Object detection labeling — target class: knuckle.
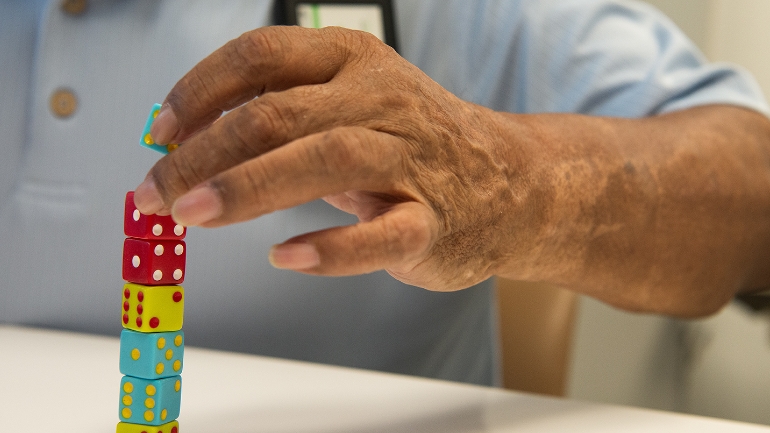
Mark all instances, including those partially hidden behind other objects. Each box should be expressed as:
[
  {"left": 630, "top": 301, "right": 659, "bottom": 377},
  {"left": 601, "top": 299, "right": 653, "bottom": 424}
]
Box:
[
  {"left": 326, "top": 26, "right": 380, "bottom": 52},
  {"left": 235, "top": 28, "right": 289, "bottom": 75},
  {"left": 169, "top": 72, "right": 220, "bottom": 129},
  {"left": 356, "top": 212, "right": 433, "bottom": 273},
  {"left": 318, "top": 27, "right": 355, "bottom": 58},
  {"left": 317, "top": 26, "right": 388, "bottom": 67},
  {"left": 312, "top": 128, "right": 404, "bottom": 184},
  {"left": 389, "top": 211, "right": 433, "bottom": 257},
  {"left": 247, "top": 95, "right": 291, "bottom": 146},
  {"left": 221, "top": 29, "right": 290, "bottom": 98},
  {"left": 355, "top": 29, "right": 382, "bottom": 47},
  {"left": 220, "top": 160, "right": 272, "bottom": 219},
  {"left": 316, "top": 128, "right": 366, "bottom": 174}
]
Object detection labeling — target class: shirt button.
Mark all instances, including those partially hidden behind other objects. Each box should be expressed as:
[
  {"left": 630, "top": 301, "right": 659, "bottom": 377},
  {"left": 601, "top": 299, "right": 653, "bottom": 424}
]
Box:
[
  {"left": 61, "top": 0, "right": 88, "bottom": 16},
  {"left": 50, "top": 88, "right": 78, "bottom": 118}
]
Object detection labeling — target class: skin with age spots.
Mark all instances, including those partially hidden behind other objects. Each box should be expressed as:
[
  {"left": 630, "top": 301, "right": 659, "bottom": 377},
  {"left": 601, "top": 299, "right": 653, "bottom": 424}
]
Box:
[
  {"left": 511, "top": 110, "right": 770, "bottom": 315},
  {"left": 134, "top": 26, "right": 770, "bottom": 317}
]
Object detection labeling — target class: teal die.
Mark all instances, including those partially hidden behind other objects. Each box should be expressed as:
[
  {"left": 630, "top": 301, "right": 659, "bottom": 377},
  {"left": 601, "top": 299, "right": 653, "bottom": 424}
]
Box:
[
  {"left": 120, "top": 329, "right": 184, "bottom": 379},
  {"left": 119, "top": 375, "right": 182, "bottom": 426},
  {"left": 140, "top": 103, "right": 180, "bottom": 154}
]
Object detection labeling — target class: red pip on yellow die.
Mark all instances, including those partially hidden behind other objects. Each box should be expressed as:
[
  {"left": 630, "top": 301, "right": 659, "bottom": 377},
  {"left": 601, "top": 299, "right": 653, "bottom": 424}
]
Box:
[{"left": 122, "top": 283, "right": 184, "bottom": 332}]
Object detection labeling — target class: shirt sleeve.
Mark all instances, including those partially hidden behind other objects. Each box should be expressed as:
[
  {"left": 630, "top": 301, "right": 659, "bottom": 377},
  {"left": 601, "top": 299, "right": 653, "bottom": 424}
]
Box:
[{"left": 516, "top": 0, "right": 770, "bottom": 117}]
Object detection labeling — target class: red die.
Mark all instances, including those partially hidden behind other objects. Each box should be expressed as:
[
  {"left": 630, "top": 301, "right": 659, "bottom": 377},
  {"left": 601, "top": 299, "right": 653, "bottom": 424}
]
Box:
[
  {"left": 122, "top": 238, "right": 186, "bottom": 285},
  {"left": 124, "top": 191, "right": 186, "bottom": 240}
]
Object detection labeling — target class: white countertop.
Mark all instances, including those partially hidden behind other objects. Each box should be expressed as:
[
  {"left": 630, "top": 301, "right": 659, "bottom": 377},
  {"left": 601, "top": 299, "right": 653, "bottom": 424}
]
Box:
[{"left": 1, "top": 325, "right": 768, "bottom": 432}]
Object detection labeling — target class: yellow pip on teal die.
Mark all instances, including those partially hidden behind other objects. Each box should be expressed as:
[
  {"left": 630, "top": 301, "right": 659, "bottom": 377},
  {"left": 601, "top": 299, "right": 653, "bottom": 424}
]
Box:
[
  {"left": 120, "top": 329, "right": 184, "bottom": 379},
  {"left": 122, "top": 283, "right": 184, "bottom": 332},
  {"left": 116, "top": 420, "right": 179, "bottom": 433},
  {"left": 119, "top": 375, "right": 181, "bottom": 426},
  {"left": 140, "top": 103, "right": 180, "bottom": 154}
]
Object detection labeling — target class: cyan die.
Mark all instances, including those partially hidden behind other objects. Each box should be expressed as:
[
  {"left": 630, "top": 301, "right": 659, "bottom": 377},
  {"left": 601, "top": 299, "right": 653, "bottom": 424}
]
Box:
[
  {"left": 119, "top": 375, "right": 182, "bottom": 426},
  {"left": 120, "top": 329, "right": 184, "bottom": 379},
  {"left": 140, "top": 103, "right": 180, "bottom": 154}
]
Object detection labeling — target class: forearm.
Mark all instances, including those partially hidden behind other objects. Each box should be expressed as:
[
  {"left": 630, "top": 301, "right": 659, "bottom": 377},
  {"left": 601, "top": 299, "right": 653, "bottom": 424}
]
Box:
[{"left": 491, "top": 105, "right": 770, "bottom": 316}]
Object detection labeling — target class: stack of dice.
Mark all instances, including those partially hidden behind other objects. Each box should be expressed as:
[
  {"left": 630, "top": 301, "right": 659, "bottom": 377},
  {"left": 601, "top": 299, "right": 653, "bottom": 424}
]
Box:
[{"left": 117, "top": 191, "right": 186, "bottom": 433}]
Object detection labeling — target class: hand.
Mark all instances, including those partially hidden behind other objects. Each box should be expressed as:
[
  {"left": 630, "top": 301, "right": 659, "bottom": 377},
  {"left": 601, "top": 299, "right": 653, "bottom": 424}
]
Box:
[
  {"left": 133, "top": 26, "right": 524, "bottom": 291},
  {"left": 132, "top": 26, "right": 770, "bottom": 315}
]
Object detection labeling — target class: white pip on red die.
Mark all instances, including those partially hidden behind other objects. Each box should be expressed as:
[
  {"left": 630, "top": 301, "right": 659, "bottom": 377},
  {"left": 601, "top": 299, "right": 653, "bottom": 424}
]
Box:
[
  {"left": 125, "top": 191, "right": 186, "bottom": 240},
  {"left": 123, "top": 238, "right": 186, "bottom": 285}
]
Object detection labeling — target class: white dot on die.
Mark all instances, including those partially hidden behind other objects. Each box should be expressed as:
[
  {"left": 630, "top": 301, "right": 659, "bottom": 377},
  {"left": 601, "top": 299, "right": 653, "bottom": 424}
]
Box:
[
  {"left": 132, "top": 256, "right": 140, "bottom": 268},
  {"left": 154, "top": 245, "right": 164, "bottom": 256},
  {"left": 174, "top": 225, "right": 184, "bottom": 236},
  {"left": 132, "top": 209, "right": 140, "bottom": 222},
  {"left": 174, "top": 244, "right": 184, "bottom": 255},
  {"left": 153, "top": 270, "right": 163, "bottom": 281},
  {"left": 173, "top": 269, "right": 183, "bottom": 280},
  {"left": 152, "top": 224, "right": 163, "bottom": 236}
]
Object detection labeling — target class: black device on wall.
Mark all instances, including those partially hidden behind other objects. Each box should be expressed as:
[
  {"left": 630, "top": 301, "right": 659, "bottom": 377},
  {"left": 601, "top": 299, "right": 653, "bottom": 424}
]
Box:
[{"left": 274, "top": 0, "right": 398, "bottom": 52}]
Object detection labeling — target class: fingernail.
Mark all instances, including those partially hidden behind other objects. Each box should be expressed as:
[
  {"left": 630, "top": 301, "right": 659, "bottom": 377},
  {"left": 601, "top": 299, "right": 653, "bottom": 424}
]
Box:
[
  {"left": 269, "top": 243, "right": 320, "bottom": 270},
  {"left": 150, "top": 103, "right": 180, "bottom": 144},
  {"left": 171, "top": 186, "right": 223, "bottom": 226},
  {"left": 134, "top": 178, "right": 164, "bottom": 215}
]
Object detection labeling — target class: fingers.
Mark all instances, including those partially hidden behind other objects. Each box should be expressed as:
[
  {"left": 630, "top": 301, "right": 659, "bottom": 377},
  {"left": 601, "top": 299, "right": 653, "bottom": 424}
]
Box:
[
  {"left": 269, "top": 201, "right": 437, "bottom": 277},
  {"left": 136, "top": 81, "right": 376, "bottom": 215},
  {"left": 151, "top": 26, "right": 370, "bottom": 144},
  {"left": 170, "top": 127, "right": 408, "bottom": 227}
]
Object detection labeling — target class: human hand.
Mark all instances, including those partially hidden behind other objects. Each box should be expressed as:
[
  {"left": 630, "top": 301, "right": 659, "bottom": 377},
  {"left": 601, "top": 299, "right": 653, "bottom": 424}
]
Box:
[{"left": 133, "top": 26, "right": 529, "bottom": 291}]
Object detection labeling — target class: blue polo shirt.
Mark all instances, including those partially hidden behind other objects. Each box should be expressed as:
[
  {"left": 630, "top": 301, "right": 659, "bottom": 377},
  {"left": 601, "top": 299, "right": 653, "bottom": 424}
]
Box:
[{"left": 0, "top": 0, "right": 767, "bottom": 386}]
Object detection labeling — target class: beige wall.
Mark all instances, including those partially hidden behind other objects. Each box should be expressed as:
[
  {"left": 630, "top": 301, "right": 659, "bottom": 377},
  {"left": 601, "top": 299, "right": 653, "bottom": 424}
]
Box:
[
  {"left": 643, "top": 0, "right": 709, "bottom": 49},
  {"left": 644, "top": 0, "right": 770, "bottom": 99},
  {"left": 707, "top": 0, "right": 770, "bottom": 99}
]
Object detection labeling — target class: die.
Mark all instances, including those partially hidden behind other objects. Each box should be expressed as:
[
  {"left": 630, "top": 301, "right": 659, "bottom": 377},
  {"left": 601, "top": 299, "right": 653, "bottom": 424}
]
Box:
[
  {"left": 123, "top": 238, "right": 185, "bottom": 285},
  {"left": 120, "top": 329, "right": 184, "bottom": 379},
  {"left": 139, "top": 103, "right": 180, "bottom": 155},
  {"left": 116, "top": 420, "right": 179, "bottom": 433},
  {"left": 122, "top": 283, "right": 184, "bottom": 332},
  {"left": 119, "top": 375, "right": 181, "bottom": 426},
  {"left": 125, "top": 191, "right": 186, "bottom": 240}
]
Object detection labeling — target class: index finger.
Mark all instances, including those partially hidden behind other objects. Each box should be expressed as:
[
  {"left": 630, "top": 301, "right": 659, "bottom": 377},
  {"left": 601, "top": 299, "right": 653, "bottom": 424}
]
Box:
[{"left": 151, "top": 26, "right": 362, "bottom": 144}]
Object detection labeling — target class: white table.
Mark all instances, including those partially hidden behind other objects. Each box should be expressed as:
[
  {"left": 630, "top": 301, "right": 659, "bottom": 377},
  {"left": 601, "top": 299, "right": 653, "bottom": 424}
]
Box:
[{"left": 1, "top": 325, "right": 768, "bottom": 432}]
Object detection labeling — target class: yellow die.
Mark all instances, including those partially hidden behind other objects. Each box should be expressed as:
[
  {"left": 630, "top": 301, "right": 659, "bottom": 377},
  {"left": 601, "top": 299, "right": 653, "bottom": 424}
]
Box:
[
  {"left": 116, "top": 420, "right": 179, "bottom": 433},
  {"left": 122, "top": 283, "right": 184, "bottom": 332}
]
